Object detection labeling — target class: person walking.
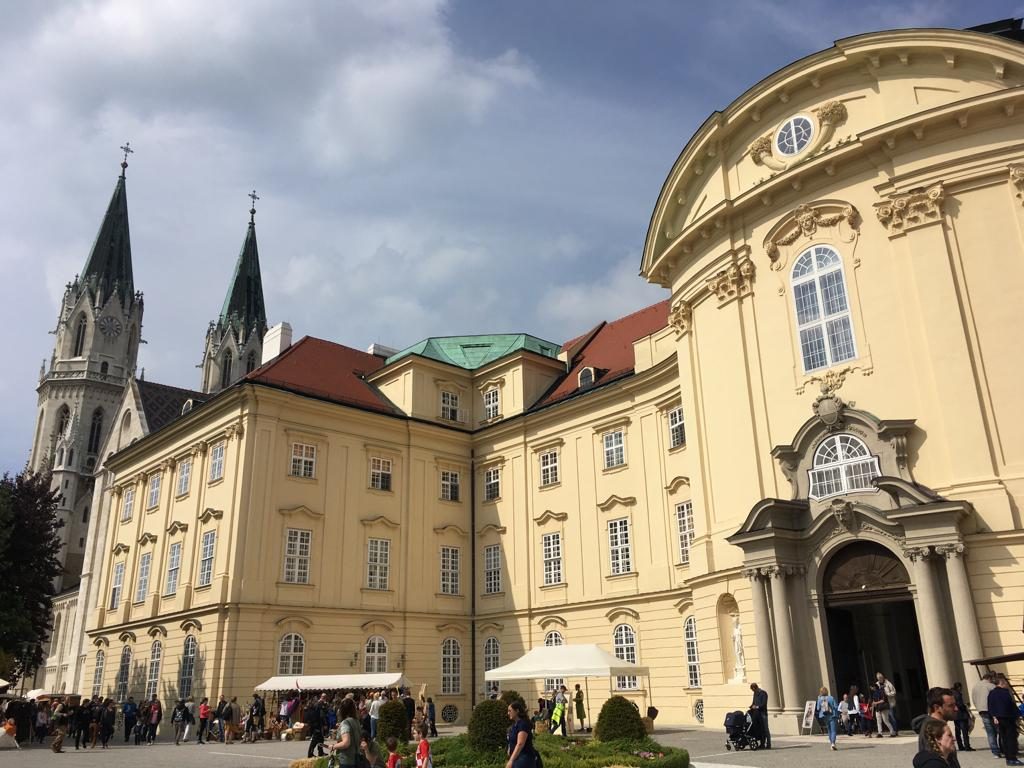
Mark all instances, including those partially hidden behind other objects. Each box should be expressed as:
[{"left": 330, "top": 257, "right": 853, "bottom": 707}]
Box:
[
  {"left": 369, "top": 692, "right": 383, "bottom": 740},
  {"left": 914, "top": 718, "right": 958, "bottom": 768},
  {"left": 197, "top": 697, "right": 210, "bottom": 744},
  {"left": 574, "top": 684, "right": 586, "bottom": 733},
  {"left": 750, "top": 682, "right": 771, "bottom": 749},
  {"left": 838, "top": 693, "right": 852, "bottom": 736},
  {"left": 427, "top": 697, "right": 438, "bottom": 738},
  {"left": 848, "top": 686, "right": 863, "bottom": 734},
  {"left": 73, "top": 700, "right": 92, "bottom": 749},
  {"left": 214, "top": 695, "right": 228, "bottom": 743},
  {"left": 50, "top": 698, "right": 67, "bottom": 753},
  {"left": 330, "top": 698, "right": 362, "bottom": 768},
  {"left": 871, "top": 682, "right": 895, "bottom": 737},
  {"left": 989, "top": 674, "right": 1022, "bottom": 766},
  {"left": 122, "top": 696, "right": 138, "bottom": 743},
  {"left": 172, "top": 700, "right": 188, "bottom": 745},
  {"left": 225, "top": 696, "right": 241, "bottom": 744},
  {"left": 306, "top": 692, "right": 328, "bottom": 759},
  {"left": 183, "top": 696, "right": 196, "bottom": 742},
  {"left": 816, "top": 686, "right": 839, "bottom": 751},
  {"left": 917, "top": 687, "right": 961, "bottom": 768},
  {"left": 951, "top": 683, "right": 973, "bottom": 752},
  {"left": 876, "top": 672, "right": 899, "bottom": 735},
  {"left": 552, "top": 686, "right": 568, "bottom": 737},
  {"left": 147, "top": 695, "right": 162, "bottom": 744},
  {"left": 506, "top": 699, "right": 537, "bottom": 768},
  {"left": 100, "top": 701, "right": 116, "bottom": 748},
  {"left": 972, "top": 672, "right": 1000, "bottom": 757}
]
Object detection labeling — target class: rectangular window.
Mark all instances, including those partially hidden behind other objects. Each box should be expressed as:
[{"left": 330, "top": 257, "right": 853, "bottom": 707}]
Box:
[
  {"left": 109, "top": 562, "right": 125, "bottom": 609},
  {"left": 483, "top": 544, "right": 501, "bottom": 594},
  {"left": 369, "top": 456, "right": 392, "bottom": 491},
  {"left": 542, "top": 532, "right": 563, "bottom": 585},
  {"left": 484, "top": 467, "right": 500, "bottom": 501},
  {"left": 146, "top": 474, "right": 161, "bottom": 509},
  {"left": 283, "top": 528, "right": 312, "bottom": 584},
  {"left": 121, "top": 488, "right": 135, "bottom": 522},
  {"left": 165, "top": 542, "right": 182, "bottom": 595},
  {"left": 608, "top": 518, "right": 632, "bottom": 575},
  {"left": 209, "top": 442, "right": 225, "bottom": 482},
  {"left": 367, "top": 538, "right": 390, "bottom": 590},
  {"left": 668, "top": 407, "right": 686, "bottom": 449},
  {"left": 676, "top": 501, "right": 695, "bottom": 566},
  {"left": 440, "top": 546, "right": 460, "bottom": 595},
  {"left": 603, "top": 430, "right": 625, "bottom": 469},
  {"left": 134, "top": 552, "right": 152, "bottom": 603},
  {"left": 539, "top": 450, "right": 559, "bottom": 486},
  {"left": 440, "top": 390, "right": 461, "bottom": 422},
  {"left": 197, "top": 531, "right": 216, "bottom": 587},
  {"left": 289, "top": 442, "right": 316, "bottom": 478},
  {"left": 483, "top": 388, "right": 499, "bottom": 420},
  {"left": 176, "top": 458, "right": 192, "bottom": 496},
  {"left": 440, "top": 470, "right": 460, "bottom": 502}
]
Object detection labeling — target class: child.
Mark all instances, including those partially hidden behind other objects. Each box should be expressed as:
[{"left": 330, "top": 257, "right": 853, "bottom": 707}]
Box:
[
  {"left": 386, "top": 736, "right": 402, "bottom": 768},
  {"left": 415, "top": 724, "right": 432, "bottom": 768}
]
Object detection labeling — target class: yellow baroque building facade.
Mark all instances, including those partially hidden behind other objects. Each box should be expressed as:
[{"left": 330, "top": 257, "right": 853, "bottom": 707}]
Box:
[{"left": 81, "top": 24, "right": 1024, "bottom": 732}]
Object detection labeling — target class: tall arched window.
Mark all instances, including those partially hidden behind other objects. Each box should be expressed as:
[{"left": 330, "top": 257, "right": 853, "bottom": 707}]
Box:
[
  {"left": 278, "top": 633, "right": 305, "bottom": 675},
  {"left": 92, "top": 649, "right": 106, "bottom": 699},
  {"left": 441, "top": 638, "right": 461, "bottom": 695},
  {"left": 612, "top": 624, "right": 638, "bottom": 690},
  {"left": 116, "top": 646, "right": 132, "bottom": 701},
  {"left": 88, "top": 408, "right": 104, "bottom": 454},
  {"left": 179, "top": 636, "right": 197, "bottom": 698},
  {"left": 57, "top": 406, "right": 71, "bottom": 438},
  {"left": 246, "top": 351, "right": 257, "bottom": 374},
  {"left": 484, "top": 637, "right": 500, "bottom": 695},
  {"left": 146, "top": 640, "right": 162, "bottom": 699},
  {"left": 220, "top": 352, "right": 233, "bottom": 389},
  {"left": 544, "top": 631, "right": 564, "bottom": 691},
  {"left": 118, "top": 411, "right": 132, "bottom": 450},
  {"left": 791, "top": 245, "right": 856, "bottom": 372},
  {"left": 50, "top": 613, "right": 62, "bottom": 654},
  {"left": 809, "top": 434, "right": 880, "bottom": 500},
  {"left": 364, "top": 636, "right": 388, "bottom": 673},
  {"left": 73, "top": 316, "right": 88, "bottom": 357},
  {"left": 684, "top": 617, "right": 701, "bottom": 688}
]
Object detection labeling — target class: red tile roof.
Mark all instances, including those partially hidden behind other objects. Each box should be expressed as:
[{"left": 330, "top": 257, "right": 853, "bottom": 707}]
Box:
[
  {"left": 534, "top": 299, "right": 670, "bottom": 409},
  {"left": 245, "top": 336, "right": 397, "bottom": 414}
]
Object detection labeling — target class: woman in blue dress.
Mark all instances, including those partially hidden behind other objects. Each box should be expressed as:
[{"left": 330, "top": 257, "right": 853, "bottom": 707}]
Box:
[{"left": 506, "top": 700, "right": 536, "bottom": 768}]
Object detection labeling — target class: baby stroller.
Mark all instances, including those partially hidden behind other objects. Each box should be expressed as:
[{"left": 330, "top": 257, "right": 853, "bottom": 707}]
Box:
[{"left": 724, "top": 709, "right": 761, "bottom": 751}]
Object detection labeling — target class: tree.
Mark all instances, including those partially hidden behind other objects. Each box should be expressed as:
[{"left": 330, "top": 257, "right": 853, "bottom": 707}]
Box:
[{"left": 0, "top": 470, "right": 64, "bottom": 683}]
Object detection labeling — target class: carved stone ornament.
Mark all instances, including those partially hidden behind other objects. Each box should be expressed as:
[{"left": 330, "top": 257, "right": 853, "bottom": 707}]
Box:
[
  {"left": 812, "top": 390, "right": 846, "bottom": 430},
  {"left": 749, "top": 100, "right": 848, "bottom": 170},
  {"left": 1010, "top": 164, "right": 1024, "bottom": 206},
  {"left": 668, "top": 299, "right": 693, "bottom": 336},
  {"left": 706, "top": 257, "right": 755, "bottom": 303},
  {"left": 875, "top": 183, "right": 946, "bottom": 235},
  {"left": 935, "top": 542, "right": 965, "bottom": 559},
  {"left": 747, "top": 135, "right": 773, "bottom": 164},
  {"left": 813, "top": 100, "right": 848, "bottom": 125},
  {"left": 830, "top": 498, "right": 855, "bottom": 531},
  {"left": 902, "top": 545, "right": 931, "bottom": 562},
  {"left": 766, "top": 203, "right": 859, "bottom": 270}
]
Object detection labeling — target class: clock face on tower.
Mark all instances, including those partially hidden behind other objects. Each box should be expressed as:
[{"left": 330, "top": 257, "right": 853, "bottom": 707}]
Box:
[{"left": 98, "top": 316, "right": 123, "bottom": 338}]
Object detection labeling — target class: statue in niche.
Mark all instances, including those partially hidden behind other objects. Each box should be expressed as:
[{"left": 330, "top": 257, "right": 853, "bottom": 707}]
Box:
[{"left": 731, "top": 614, "right": 746, "bottom": 683}]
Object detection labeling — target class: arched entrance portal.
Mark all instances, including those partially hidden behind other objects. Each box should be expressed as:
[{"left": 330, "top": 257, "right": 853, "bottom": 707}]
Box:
[{"left": 823, "top": 541, "right": 927, "bottom": 722}]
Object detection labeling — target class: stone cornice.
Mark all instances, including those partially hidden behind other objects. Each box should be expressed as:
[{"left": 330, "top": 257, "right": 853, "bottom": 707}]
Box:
[{"left": 875, "top": 183, "right": 946, "bottom": 235}]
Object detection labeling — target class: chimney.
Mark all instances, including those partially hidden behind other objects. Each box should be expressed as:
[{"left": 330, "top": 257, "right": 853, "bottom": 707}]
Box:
[
  {"left": 262, "top": 322, "right": 293, "bottom": 364},
  {"left": 367, "top": 343, "right": 399, "bottom": 359}
]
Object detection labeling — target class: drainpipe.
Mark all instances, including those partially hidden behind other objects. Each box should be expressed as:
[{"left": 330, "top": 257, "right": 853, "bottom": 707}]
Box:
[{"left": 470, "top": 452, "right": 477, "bottom": 710}]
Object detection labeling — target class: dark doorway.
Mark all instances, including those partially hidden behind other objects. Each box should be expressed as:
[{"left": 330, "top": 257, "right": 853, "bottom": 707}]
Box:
[{"left": 823, "top": 541, "right": 928, "bottom": 726}]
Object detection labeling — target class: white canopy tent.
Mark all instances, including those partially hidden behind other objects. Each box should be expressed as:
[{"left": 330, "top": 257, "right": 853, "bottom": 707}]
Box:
[{"left": 254, "top": 672, "right": 412, "bottom": 692}]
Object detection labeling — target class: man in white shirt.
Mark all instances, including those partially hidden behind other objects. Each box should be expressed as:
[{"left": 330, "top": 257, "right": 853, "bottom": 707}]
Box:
[
  {"left": 971, "top": 672, "right": 999, "bottom": 757},
  {"left": 876, "top": 672, "right": 899, "bottom": 736},
  {"left": 368, "top": 692, "right": 384, "bottom": 740}
]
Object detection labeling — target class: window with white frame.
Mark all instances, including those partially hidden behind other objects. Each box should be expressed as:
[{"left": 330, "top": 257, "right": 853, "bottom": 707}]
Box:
[
  {"left": 278, "top": 633, "right": 305, "bottom": 675},
  {"left": 613, "top": 624, "right": 639, "bottom": 689},
  {"left": 121, "top": 487, "right": 135, "bottom": 522},
  {"left": 684, "top": 617, "right": 701, "bottom": 688},
  {"left": 608, "top": 518, "right": 632, "bottom": 575},
  {"left": 165, "top": 541, "right": 182, "bottom": 595},
  {"left": 775, "top": 114, "right": 814, "bottom": 156},
  {"left": 92, "top": 649, "right": 105, "bottom": 699},
  {"left": 209, "top": 442, "right": 225, "bottom": 482},
  {"left": 146, "top": 474, "right": 161, "bottom": 509},
  {"left": 578, "top": 367, "right": 594, "bottom": 388},
  {"left": 440, "top": 391, "right": 460, "bottom": 421},
  {"left": 603, "top": 430, "right": 625, "bottom": 469},
  {"left": 539, "top": 450, "right": 559, "bottom": 486},
  {"left": 109, "top": 561, "right": 125, "bottom": 609},
  {"left": 283, "top": 528, "right": 312, "bottom": 584},
  {"left": 544, "top": 631, "right": 565, "bottom": 691},
  {"left": 134, "top": 552, "right": 152, "bottom": 603},
  {"left": 441, "top": 637, "right": 461, "bottom": 694},
  {"left": 676, "top": 501, "right": 695, "bottom": 566},
  {"left": 115, "top": 647, "right": 131, "bottom": 701},
  {"left": 440, "top": 470, "right": 460, "bottom": 502},
  {"left": 179, "top": 635, "right": 197, "bottom": 698},
  {"left": 542, "top": 532, "right": 563, "bottom": 585},
  {"left": 483, "top": 544, "right": 501, "bottom": 594},
  {"left": 809, "top": 434, "right": 880, "bottom": 499},
  {"left": 197, "top": 530, "right": 216, "bottom": 587},
  {"left": 369, "top": 456, "right": 392, "bottom": 491},
  {"left": 367, "top": 538, "right": 390, "bottom": 590},
  {"left": 440, "top": 546, "right": 460, "bottom": 595},
  {"left": 364, "top": 635, "right": 388, "bottom": 673},
  {"left": 668, "top": 407, "right": 686, "bottom": 449},
  {"left": 146, "top": 640, "right": 162, "bottom": 699},
  {"left": 484, "top": 467, "right": 500, "bottom": 501},
  {"left": 791, "top": 245, "right": 857, "bottom": 372},
  {"left": 290, "top": 443, "right": 316, "bottom": 478},
  {"left": 484, "top": 636, "right": 500, "bottom": 695},
  {"left": 176, "top": 458, "right": 192, "bottom": 496},
  {"left": 483, "top": 388, "right": 500, "bottom": 421}
]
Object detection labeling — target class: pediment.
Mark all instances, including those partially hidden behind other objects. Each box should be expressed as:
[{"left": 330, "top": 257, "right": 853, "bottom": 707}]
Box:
[
  {"left": 138, "top": 532, "right": 158, "bottom": 546},
  {"left": 361, "top": 619, "right": 396, "bottom": 634},
  {"left": 361, "top": 515, "right": 400, "bottom": 529},
  {"left": 180, "top": 619, "right": 203, "bottom": 633},
  {"left": 112, "top": 542, "right": 130, "bottom": 556},
  {"left": 674, "top": 591, "right": 695, "bottom": 614},
  {"left": 118, "top": 631, "right": 137, "bottom": 643},
  {"left": 597, "top": 494, "right": 636, "bottom": 512},
  {"left": 605, "top": 606, "right": 640, "bottom": 623},
  {"left": 537, "top": 615, "right": 567, "bottom": 630},
  {"left": 478, "top": 622, "right": 504, "bottom": 634},
  {"left": 93, "top": 636, "right": 110, "bottom": 647},
  {"left": 147, "top": 625, "right": 168, "bottom": 638},
  {"left": 665, "top": 476, "right": 690, "bottom": 493},
  {"left": 476, "top": 524, "right": 507, "bottom": 536},
  {"left": 436, "top": 622, "right": 467, "bottom": 635},
  {"left": 433, "top": 524, "right": 469, "bottom": 537},
  {"left": 167, "top": 521, "right": 189, "bottom": 535},
  {"left": 275, "top": 615, "right": 313, "bottom": 629},
  {"left": 533, "top": 510, "right": 568, "bottom": 525},
  {"left": 279, "top": 505, "right": 323, "bottom": 520},
  {"left": 198, "top": 507, "right": 223, "bottom": 524}
]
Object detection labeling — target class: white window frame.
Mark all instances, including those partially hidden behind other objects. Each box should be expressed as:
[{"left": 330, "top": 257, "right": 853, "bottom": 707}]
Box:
[
  {"left": 146, "top": 474, "right": 161, "bottom": 509},
  {"left": 369, "top": 456, "right": 392, "bottom": 492},
  {"left": 775, "top": 114, "right": 814, "bottom": 156},
  {"left": 115, "top": 647, "right": 131, "bottom": 701},
  {"left": 608, "top": 517, "right": 632, "bottom": 575},
  {"left": 791, "top": 244, "right": 858, "bottom": 373},
  {"left": 483, "top": 388, "right": 500, "bottom": 421},
  {"left": 289, "top": 442, "right": 317, "bottom": 479},
  {"left": 165, "top": 541, "right": 182, "bottom": 595},
  {"left": 134, "top": 552, "right": 152, "bottom": 603},
  {"left": 179, "top": 635, "right": 197, "bottom": 698},
  {"left": 366, "top": 538, "right": 390, "bottom": 591},
  {"left": 544, "top": 631, "right": 565, "bottom": 691},
  {"left": 209, "top": 442, "right": 225, "bottom": 482},
  {"left": 92, "top": 649, "right": 105, "bottom": 700},
  {"left": 684, "top": 617, "right": 701, "bottom": 688},
  {"left": 283, "top": 528, "right": 312, "bottom": 584},
  {"left": 109, "top": 561, "right": 125, "bottom": 609},
  {"left": 364, "top": 635, "right": 388, "bottom": 673},
  {"left": 440, "top": 390, "right": 460, "bottom": 422},
  {"left": 539, "top": 450, "right": 559, "bottom": 486},
  {"left": 808, "top": 433, "right": 881, "bottom": 500},
  {"left": 542, "top": 532, "right": 563, "bottom": 586},
  {"left": 484, "top": 636, "right": 500, "bottom": 695},
  {"left": 613, "top": 624, "right": 639, "bottom": 690},
  {"left": 483, "top": 544, "right": 501, "bottom": 595},
  {"left": 440, "top": 546, "right": 460, "bottom": 595},
  {"left": 603, "top": 430, "right": 626, "bottom": 469},
  {"left": 197, "top": 530, "right": 216, "bottom": 587},
  {"left": 278, "top": 633, "right": 305, "bottom": 675},
  {"left": 440, "top": 469, "right": 460, "bottom": 502},
  {"left": 668, "top": 407, "right": 686, "bottom": 449},
  {"left": 145, "top": 640, "right": 162, "bottom": 699},
  {"left": 121, "top": 487, "right": 135, "bottom": 522},
  {"left": 676, "top": 501, "right": 695, "bottom": 566},
  {"left": 441, "top": 637, "right": 461, "bottom": 694},
  {"left": 484, "top": 467, "right": 500, "bottom": 501},
  {"left": 176, "top": 458, "right": 192, "bottom": 496}
]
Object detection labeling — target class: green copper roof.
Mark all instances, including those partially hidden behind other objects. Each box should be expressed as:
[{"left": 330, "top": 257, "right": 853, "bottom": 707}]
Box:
[
  {"left": 386, "top": 334, "right": 561, "bottom": 370},
  {"left": 219, "top": 218, "right": 267, "bottom": 340},
  {"left": 81, "top": 172, "right": 134, "bottom": 307}
]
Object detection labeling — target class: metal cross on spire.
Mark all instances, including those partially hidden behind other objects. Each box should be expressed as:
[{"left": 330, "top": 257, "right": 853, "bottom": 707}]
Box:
[
  {"left": 119, "top": 142, "right": 133, "bottom": 177},
  {"left": 248, "top": 189, "right": 259, "bottom": 223}
]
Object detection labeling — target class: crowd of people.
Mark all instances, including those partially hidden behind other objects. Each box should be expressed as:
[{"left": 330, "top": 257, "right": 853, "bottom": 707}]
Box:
[{"left": 528, "top": 683, "right": 588, "bottom": 736}]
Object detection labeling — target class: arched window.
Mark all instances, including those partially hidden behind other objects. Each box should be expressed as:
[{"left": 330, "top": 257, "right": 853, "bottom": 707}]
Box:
[
  {"left": 116, "top": 646, "right": 132, "bottom": 701},
  {"left": 364, "top": 635, "right": 388, "bottom": 673},
  {"left": 684, "top": 617, "right": 701, "bottom": 688},
  {"left": 809, "top": 434, "right": 880, "bottom": 500},
  {"left": 92, "top": 649, "right": 106, "bottom": 699},
  {"left": 146, "top": 640, "right": 162, "bottom": 699},
  {"left": 246, "top": 351, "right": 257, "bottom": 374},
  {"left": 119, "top": 411, "right": 132, "bottom": 450},
  {"left": 88, "top": 408, "right": 104, "bottom": 454},
  {"left": 483, "top": 637, "right": 500, "bottom": 695},
  {"left": 612, "top": 624, "right": 638, "bottom": 690},
  {"left": 791, "top": 245, "right": 856, "bottom": 373},
  {"left": 50, "top": 613, "right": 62, "bottom": 654},
  {"left": 73, "top": 316, "right": 88, "bottom": 357},
  {"left": 441, "top": 637, "right": 461, "bottom": 695},
  {"left": 220, "top": 352, "right": 233, "bottom": 389},
  {"left": 57, "top": 406, "right": 71, "bottom": 438},
  {"left": 543, "top": 631, "right": 564, "bottom": 691},
  {"left": 278, "top": 633, "right": 305, "bottom": 675},
  {"left": 100, "top": 361, "right": 109, "bottom": 375},
  {"left": 179, "top": 636, "right": 197, "bottom": 698}
]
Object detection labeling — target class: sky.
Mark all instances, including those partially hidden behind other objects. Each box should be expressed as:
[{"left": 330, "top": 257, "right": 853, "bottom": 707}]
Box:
[{"left": 1, "top": 0, "right": 1021, "bottom": 473}]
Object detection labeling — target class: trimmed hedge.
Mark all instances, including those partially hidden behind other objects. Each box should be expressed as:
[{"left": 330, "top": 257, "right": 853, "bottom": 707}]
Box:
[
  {"left": 499, "top": 689, "right": 526, "bottom": 712},
  {"left": 377, "top": 699, "right": 409, "bottom": 744},
  {"left": 468, "top": 699, "right": 508, "bottom": 752},
  {"left": 594, "top": 695, "right": 646, "bottom": 742},
  {"left": 426, "top": 732, "right": 689, "bottom": 768}
]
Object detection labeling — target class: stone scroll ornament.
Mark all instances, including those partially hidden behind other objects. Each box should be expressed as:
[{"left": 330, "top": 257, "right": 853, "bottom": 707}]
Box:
[{"left": 748, "top": 100, "right": 849, "bottom": 171}]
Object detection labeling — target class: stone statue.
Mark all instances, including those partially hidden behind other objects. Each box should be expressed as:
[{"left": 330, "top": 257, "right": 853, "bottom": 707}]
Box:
[{"left": 731, "top": 614, "right": 746, "bottom": 682}]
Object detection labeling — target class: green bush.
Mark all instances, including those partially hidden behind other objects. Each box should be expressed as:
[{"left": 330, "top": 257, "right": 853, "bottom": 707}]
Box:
[
  {"left": 377, "top": 699, "right": 409, "bottom": 744},
  {"left": 594, "top": 695, "right": 646, "bottom": 742},
  {"left": 468, "top": 699, "right": 508, "bottom": 752},
  {"left": 428, "top": 732, "right": 688, "bottom": 768},
  {"left": 498, "top": 689, "right": 526, "bottom": 712}
]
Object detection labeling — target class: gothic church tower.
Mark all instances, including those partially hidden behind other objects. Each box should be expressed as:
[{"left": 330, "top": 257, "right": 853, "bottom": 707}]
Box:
[
  {"left": 29, "top": 150, "right": 143, "bottom": 589},
  {"left": 201, "top": 194, "right": 268, "bottom": 393}
]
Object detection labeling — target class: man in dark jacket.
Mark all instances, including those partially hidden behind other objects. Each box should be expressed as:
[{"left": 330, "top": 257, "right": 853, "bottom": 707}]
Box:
[
  {"left": 989, "top": 675, "right": 1022, "bottom": 766},
  {"left": 306, "top": 693, "right": 328, "bottom": 759},
  {"left": 750, "top": 682, "right": 770, "bottom": 749},
  {"left": 122, "top": 697, "right": 138, "bottom": 743},
  {"left": 917, "top": 688, "right": 961, "bottom": 768}
]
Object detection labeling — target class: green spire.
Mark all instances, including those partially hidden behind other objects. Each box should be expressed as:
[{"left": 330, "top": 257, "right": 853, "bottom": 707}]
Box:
[
  {"left": 81, "top": 154, "right": 134, "bottom": 308},
  {"left": 219, "top": 196, "right": 267, "bottom": 342}
]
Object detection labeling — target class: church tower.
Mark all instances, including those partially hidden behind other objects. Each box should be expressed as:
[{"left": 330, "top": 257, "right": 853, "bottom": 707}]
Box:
[
  {"left": 29, "top": 146, "right": 143, "bottom": 589},
  {"left": 201, "top": 191, "right": 268, "bottom": 393}
]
